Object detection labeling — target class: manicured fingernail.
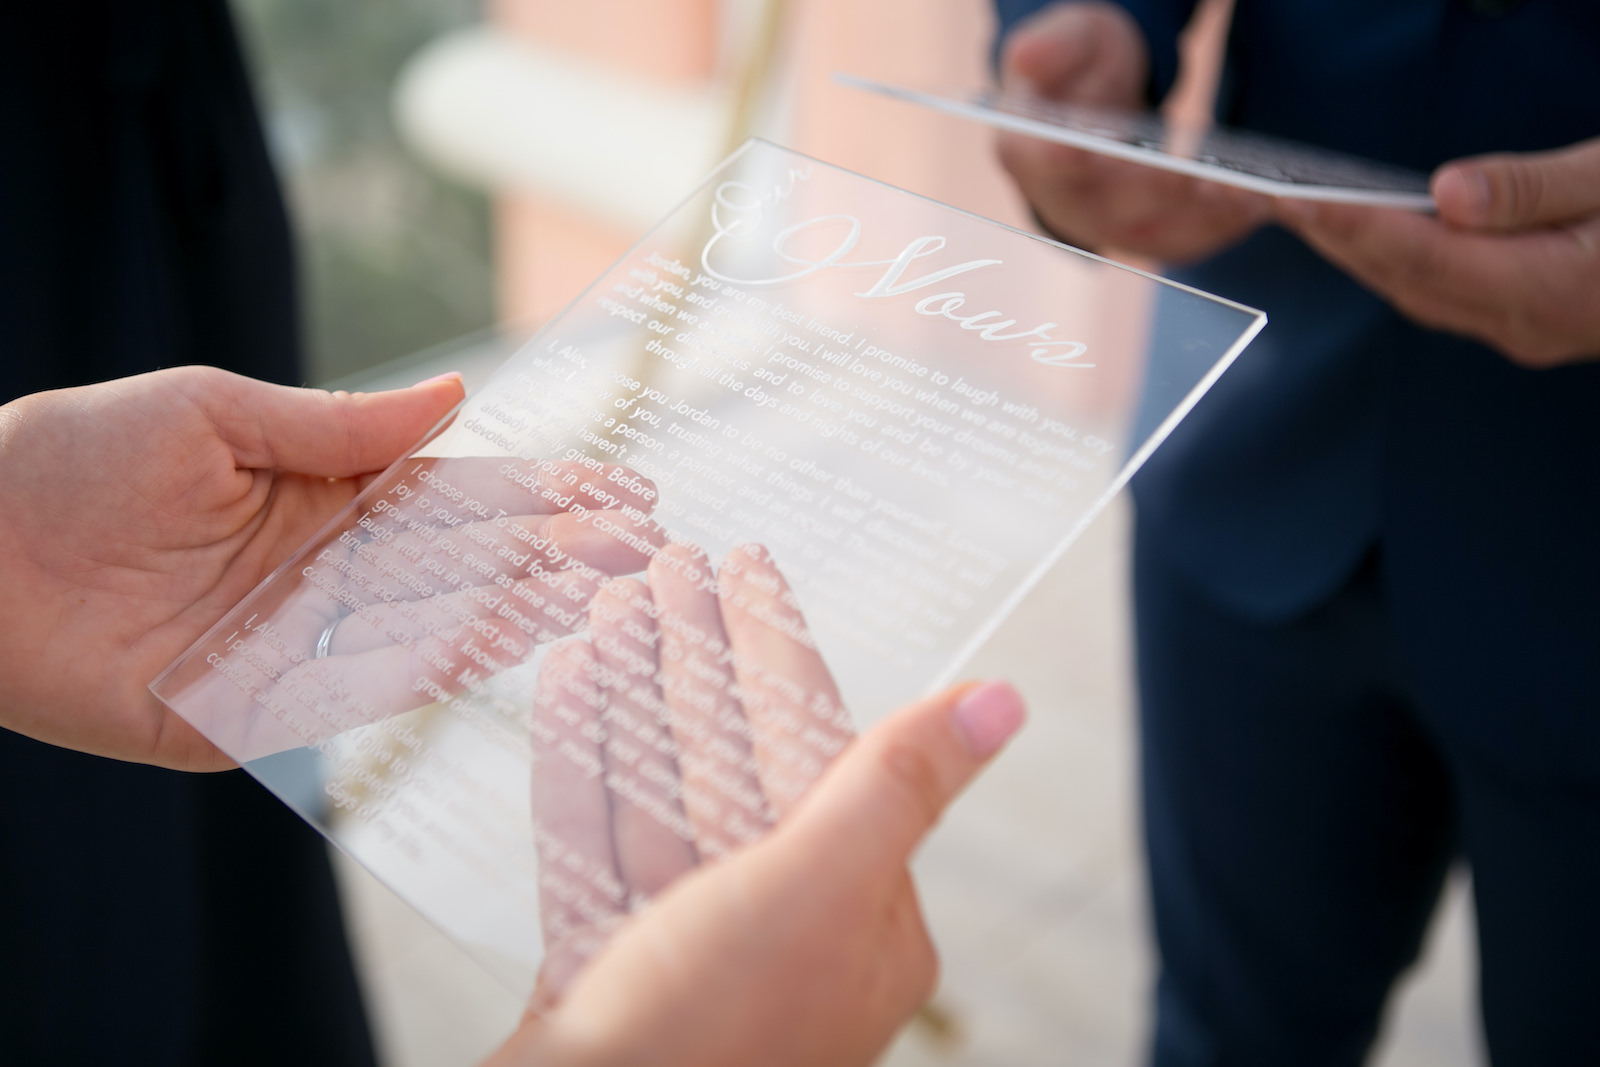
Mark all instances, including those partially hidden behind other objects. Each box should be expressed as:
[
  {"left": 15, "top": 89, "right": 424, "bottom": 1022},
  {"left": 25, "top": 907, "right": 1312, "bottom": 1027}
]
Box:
[
  {"left": 1434, "top": 167, "right": 1489, "bottom": 221},
  {"left": 952, "top": 681, "right": 1026, "bottom": 758},
  {"left": 414, "top": 371, "right": 463, "bottom": 388}
]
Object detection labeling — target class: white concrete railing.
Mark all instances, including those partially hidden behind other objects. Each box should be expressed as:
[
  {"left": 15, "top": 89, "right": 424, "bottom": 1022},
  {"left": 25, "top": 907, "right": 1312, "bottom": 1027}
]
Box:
[{"left": 393, "top": 26, "right": 731, "bottom": 233}]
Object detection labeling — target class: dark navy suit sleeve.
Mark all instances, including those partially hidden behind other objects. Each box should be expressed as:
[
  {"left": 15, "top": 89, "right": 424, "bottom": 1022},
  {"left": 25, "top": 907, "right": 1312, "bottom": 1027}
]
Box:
[{"left": 993, "top": 0, "right": 1199, "bottom": 101}]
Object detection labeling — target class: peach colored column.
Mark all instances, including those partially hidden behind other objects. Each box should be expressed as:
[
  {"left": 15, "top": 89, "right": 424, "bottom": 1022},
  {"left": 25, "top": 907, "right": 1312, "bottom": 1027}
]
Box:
[
  {"left": 489, "top": 0, "right": 720, "bottom": 325},
  {"left": 783, "top": 0, "right": 1031, "bottom": 229},
  {"left": 784, "top": 0, "right": 1232, "bottom": 418}
]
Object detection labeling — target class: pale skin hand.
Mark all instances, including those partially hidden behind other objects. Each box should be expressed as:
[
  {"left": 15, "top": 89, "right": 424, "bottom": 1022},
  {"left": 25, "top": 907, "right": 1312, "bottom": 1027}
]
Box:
[
  {"left": 487, "top": 679, "right": 1027, "bottom": 1067},
  {"left": 995, "top": 0, "right": 1271, "bottom": 263},
  {"left": 0, "top": 371, "right": 1027, "bottom": 1063},
  {"left": 1274, "top": 136, "right": 1600, "bottom": 368},
  {"left": 0, "top": 366, "right": 466, "bottom": 770},
  {"left": 0, "top": 366, "right": 1026, "bottom": 1065},
  {"left": 527, "top": 542, "right": 853, "bottom": 1000},
  {"left": 156, "top": 444, "right": 661, "bottom": 764}
]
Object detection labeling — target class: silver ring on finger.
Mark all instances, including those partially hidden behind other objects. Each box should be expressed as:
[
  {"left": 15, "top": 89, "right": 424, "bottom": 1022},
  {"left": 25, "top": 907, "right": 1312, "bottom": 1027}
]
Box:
[{"left": 314, "top": 615, "right": 346, "bottom": 660}]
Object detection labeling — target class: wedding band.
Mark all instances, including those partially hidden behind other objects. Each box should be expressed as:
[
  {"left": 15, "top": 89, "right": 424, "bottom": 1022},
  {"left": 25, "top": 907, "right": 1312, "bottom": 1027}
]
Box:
[{"left": 314, "top": 616, "right": 344, "bottom": 660}]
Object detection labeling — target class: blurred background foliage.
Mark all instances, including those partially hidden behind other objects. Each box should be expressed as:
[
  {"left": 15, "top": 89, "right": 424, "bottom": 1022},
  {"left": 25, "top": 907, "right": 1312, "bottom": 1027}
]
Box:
[{"left": 234, "top": 0, "right": 496, "bottom": 385}]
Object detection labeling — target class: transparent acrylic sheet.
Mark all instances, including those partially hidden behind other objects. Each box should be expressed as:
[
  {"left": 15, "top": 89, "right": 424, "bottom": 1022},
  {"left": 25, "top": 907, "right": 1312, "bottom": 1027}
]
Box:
[
  {"left": 153, "top": 139, "right": 1264, "bottom": 997},
  {"left": 836, "top": 74, "right": 1436, "bottom": 211}
]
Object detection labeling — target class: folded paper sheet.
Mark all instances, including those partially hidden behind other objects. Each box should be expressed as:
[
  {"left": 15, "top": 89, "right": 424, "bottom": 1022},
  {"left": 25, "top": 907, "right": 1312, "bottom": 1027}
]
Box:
[{"left": 153, "top": 139, "right": 1264, "bottom": 994}]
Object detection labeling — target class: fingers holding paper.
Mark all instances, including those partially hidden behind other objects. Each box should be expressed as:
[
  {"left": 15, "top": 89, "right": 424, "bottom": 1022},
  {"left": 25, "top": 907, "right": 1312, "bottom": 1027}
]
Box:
[
  {"left": 1274, "top": 136, "right": 1600, "bottom": 368},
  {"left": 994, "top": 0, "right": 1271, "bottom": 263}
]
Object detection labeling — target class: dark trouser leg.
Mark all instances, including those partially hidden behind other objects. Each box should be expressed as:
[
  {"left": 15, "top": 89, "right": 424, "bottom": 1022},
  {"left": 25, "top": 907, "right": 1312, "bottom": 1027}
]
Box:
[
  {"left": 1135, "top": 538, "right": 1454, "bottom": 1067},
  {"left": 1454, "top": 756, "right": 1600, "bottom": 1067}
]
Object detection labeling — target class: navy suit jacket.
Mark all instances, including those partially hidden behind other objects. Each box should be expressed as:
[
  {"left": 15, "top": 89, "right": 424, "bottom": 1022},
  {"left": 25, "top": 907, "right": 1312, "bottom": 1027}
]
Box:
[{"left": 995, "top": 0, "right": 1600, "bottom": 777}]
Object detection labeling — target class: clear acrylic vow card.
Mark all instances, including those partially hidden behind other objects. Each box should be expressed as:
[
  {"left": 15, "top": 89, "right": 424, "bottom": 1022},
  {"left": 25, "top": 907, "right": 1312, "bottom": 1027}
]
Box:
[
  {"left": 837, "top": 75, "right": 1436, "bottom": 211},
  {"left": 153, "top": 139, "right": 1264, "bottom": 995}
]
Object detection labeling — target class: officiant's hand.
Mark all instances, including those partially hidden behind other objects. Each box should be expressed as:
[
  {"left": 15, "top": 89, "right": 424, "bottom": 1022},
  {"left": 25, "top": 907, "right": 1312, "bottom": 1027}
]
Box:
[
  {"left": 1274, "top": 136, "right": 1600, "bottom": 368},
  {"left": 489, "top": 676, "right": 1026, "bottom": 1067},
  {"left": 0, "top": 367, "right": 657, "bottom": 771},
  {"left": 996, "top": 1, "right": 1271, "bottom": 263}
]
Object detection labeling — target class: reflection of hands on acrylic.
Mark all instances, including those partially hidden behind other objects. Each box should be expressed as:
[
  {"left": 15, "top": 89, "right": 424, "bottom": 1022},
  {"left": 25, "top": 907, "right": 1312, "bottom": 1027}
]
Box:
[
  {"left": 492, "top": 677, "right": 1026, "bottom": 1067},
  {"left": 996, "top": 0, "right": 1271, "bottom": 263},
  {"left": 0, "top": 367, "right": 464, "bottom": 770},
  {"left": 1275, "top": 136, "right": 1600, "bottom": 368},
  {"left": 527, "top": 542, "right": 852, "bottom": 1004}
]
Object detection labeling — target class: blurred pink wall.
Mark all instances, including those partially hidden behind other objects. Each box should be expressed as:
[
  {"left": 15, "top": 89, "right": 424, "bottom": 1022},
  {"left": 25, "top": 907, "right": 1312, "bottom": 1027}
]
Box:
[
  {"left": 786, "top": 0, "right": 1030, "bottom": 228},
  {"left": 490, "top": 0, "right": 1230, "bottom": 325},
  {"left": 489, "top": 0, "right": 719, "bottom": 81}
]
